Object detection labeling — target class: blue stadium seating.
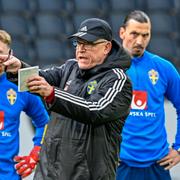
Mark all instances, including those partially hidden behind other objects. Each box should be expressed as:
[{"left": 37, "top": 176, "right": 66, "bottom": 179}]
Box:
[
  {"left": 36, "top": 0, "right": 68, "bottom": 15},
  {"left": 0, "top": 0, "right": 29, "bottom": 14},
  {"left": 74, "top": 0, "right": 109, "bottom": 17},
  {"left": 11, "top": 39, "right": 30, "bottom": 60},
  {"left": 35, "top": 14, "right": 74, "bottom": 39},
  {"left": 149, "top": 12, "right": 178, "bottom": 39},
  {"left": 174, "top": 0, "right": 180, "bottom": 10},
  {"left": 35, "top": 14, "right": 65, "bottom": 39},
  {"left": 110, "top": 0, "right": 136, "bottom": 12},
  {"left": 146, "top": 0, "right": 174, "bottom": 11},
  {"left": 74, "top": 0, "right": 97, "bottom": 12},
  {"left": 0, "top": 14, "right": 29, "bottom": 40},
  {"left": 72, "top": 13, "right": 96, "bottom": 30},
  {"left": 35, "top": 38, "right": 66, "bottom": 65},
  {"left": 174, "top": 0, "right": 180, "bottom": 37},
  {"left": 0, "top": 0, "right": 179, "bottom": 68},
  {"left": 147, "top": 36, "right": 178, "bottom": 60},
  {"left": 109, "top": 13, "right": 127, "bottom": 41}
]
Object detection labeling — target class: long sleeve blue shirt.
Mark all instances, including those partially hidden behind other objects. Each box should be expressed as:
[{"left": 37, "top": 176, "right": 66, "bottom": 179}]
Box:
[
  {"left": 0, "top": 73, "right": 49, "bottom": 179},
  {"left": 120, "top": 51, "right": 180, "bottom": 167}
]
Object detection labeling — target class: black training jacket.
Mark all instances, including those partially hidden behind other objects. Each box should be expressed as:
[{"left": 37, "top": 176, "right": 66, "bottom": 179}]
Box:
[{"left": 33, "top": 40, "right": 132, "bottom": 180}]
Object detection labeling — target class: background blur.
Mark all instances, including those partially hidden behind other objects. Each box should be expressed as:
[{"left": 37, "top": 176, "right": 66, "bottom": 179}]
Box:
[{"left": 0, "top": 0, "right": 180, "bottom": 71}]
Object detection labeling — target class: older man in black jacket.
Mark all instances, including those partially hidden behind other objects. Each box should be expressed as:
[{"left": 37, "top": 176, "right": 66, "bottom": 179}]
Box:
[{"left": 1, "top": 18, "right": 132, "bottom": 180}]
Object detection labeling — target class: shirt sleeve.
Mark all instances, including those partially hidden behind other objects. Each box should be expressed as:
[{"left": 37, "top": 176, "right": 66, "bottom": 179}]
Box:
[
  {"left": 165, "top": 63, "right": 180, "bottom": 149},
  {"left": 23, "top": 93, "right": 49, "bottom": 145}
]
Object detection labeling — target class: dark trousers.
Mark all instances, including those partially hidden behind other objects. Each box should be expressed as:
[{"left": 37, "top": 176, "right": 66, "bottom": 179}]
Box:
[{"left": 116, "top": 162, "right": 171, "bottom": 180}]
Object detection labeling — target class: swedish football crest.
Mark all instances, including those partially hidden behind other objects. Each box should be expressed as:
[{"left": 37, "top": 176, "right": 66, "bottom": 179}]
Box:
[
  {"left": 7, "top": 88, "right": 17, "bottom": 105},
  {"left": 87, "top": 80, "right": 97, "bottom": 95},
  {"left": 148, "top": 69, "right": 159, "bottom": 85}
]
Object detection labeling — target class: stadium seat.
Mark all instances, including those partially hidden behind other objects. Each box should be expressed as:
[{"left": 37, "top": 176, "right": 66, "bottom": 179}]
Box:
[
  {"left": 0, "top": 0, "right": 29, "bottom": 15},
  {"left": 35, "top": 38, "right": 66, "bottom": 65},
  {"left": 35, "top": 13, "right": 74, "bottom": 39},
  {"left": 110, "top": 0, "right": 136, "bottom": 12},
  {"left": 0, "top": 0, "right": 179, "bottom": 70},
  {"left": 147, "top": 36, "right": 178, "bottom": 61},
  {"left": 109, "top": 13, "right": 127, "bottom": 41},
  {"left": 174, "top": 0, "right": 180, "bottom": 10},
  {"left": 72, "top": 13, "right": 96, "bottom": 30},
  {"left": 11, "top": 39, "right": 30, "bottom": 61},
  {"left": 35, "top": 14, "right": 66, "bottom": 39},
  {"left": 74, "top": 0, "right": 96, "bottom": 12},
  {"left": 73, "top": 12, "right": 110, "bottom": 32},
  {"left": 36, "top": 0, "right": 67, "bottom": 15},
  {"left": 174, "top": 0, "right": 180, "bottom": 35},
  {"left": 146, "top": 0, "right": 174, "bottom": 11},
  {"left": 0, "top": 14, "right": 30, "bottom": 40},
  {"left": 149, "top": 12, "right": 178, "bottom": 38},
  {"left": 74, "top": 0, "right": 109, "bottom": 16}
]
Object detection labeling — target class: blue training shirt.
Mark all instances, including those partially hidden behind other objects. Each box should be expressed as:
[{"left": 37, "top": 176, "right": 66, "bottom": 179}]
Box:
[
  {"left": 120, "top": 51, "right": 180, "bottom": 167},
  {"left": 0, "top": 73, "right": 49, "bottom": 180}
]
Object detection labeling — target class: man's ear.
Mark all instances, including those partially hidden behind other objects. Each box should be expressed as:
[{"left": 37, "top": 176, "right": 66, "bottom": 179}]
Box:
[
  {"left": 119, "top": 27, "right": 125, "bottom": 40},
  {"left": 104, "top": 42, "right": 112, "bottom": 55}
]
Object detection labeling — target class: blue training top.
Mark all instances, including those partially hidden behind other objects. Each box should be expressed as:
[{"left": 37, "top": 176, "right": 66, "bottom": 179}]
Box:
[
  {"left": 0, "top": 73, "right": 49, "bottom": 180},
  {"left": 120, "top": 51, "right": 180, "bottom": 167}
]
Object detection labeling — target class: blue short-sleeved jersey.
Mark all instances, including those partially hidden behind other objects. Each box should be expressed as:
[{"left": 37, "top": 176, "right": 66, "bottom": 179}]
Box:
[{"left": 0, "top": 73, "right": 49, "bottom": 179}]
